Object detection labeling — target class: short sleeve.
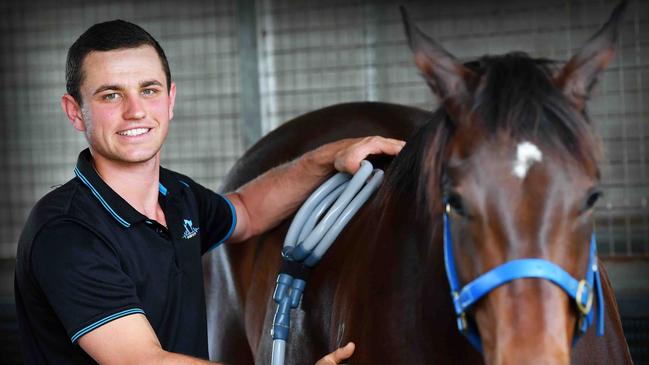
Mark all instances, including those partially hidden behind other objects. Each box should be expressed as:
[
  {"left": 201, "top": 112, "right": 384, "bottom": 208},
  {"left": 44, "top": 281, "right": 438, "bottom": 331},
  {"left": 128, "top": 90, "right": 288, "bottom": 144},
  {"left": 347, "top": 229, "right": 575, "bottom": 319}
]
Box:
[
  {"left": 30, "top": 219, "right": 143, "bottom": 343},
  {"left": 185, "top": 180, "right": 236, "bottom": 253}
]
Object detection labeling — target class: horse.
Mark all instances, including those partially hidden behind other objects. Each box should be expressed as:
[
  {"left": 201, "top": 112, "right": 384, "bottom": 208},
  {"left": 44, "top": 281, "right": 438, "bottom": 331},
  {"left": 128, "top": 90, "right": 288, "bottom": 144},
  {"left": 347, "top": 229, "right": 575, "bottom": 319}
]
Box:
[{"left": 203, "top": 3, "right": 633, "bottom": 364}]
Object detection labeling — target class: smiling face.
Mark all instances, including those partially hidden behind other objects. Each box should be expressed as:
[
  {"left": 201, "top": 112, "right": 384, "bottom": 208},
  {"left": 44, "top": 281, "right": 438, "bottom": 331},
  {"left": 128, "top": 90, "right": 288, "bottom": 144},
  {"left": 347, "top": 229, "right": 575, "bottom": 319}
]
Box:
[{"left": 62, "top": 45, "right": 176, "bottom": 167}]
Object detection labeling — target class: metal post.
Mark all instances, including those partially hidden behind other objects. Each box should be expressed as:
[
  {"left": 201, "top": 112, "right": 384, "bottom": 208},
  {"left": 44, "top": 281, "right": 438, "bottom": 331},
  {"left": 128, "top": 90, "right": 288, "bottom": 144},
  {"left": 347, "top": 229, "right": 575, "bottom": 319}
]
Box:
[{"left": 236, "top": 0, "right": 262, "bottom": 148}]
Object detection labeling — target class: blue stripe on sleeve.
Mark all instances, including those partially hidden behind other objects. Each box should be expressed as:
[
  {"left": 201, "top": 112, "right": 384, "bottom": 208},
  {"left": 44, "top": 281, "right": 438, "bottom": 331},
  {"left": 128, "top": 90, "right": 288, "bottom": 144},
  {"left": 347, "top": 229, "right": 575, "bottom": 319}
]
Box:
[
  {"left": 208, "top": 194, "right": 237, "bottom": 251},
  {"left": 70, "top": 308, "right": 145, "bottom": 343}
]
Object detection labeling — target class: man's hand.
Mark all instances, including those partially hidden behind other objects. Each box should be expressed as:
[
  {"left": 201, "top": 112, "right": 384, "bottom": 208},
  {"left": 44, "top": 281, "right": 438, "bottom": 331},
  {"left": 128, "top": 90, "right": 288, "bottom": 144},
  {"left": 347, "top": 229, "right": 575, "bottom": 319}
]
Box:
[
  {"left": 316, "top": 342, "right": 356, "bottom": 365},
  {"left": 334, "top": 137, "right": 405, "bottom": 174},
  {"left": 304, "top": 136, "right": 406, "bottom": 176}
]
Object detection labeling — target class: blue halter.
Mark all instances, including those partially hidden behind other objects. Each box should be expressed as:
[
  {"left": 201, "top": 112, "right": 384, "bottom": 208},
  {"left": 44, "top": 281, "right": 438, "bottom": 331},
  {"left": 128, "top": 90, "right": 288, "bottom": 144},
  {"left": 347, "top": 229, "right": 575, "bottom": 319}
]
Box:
[{"left": 443, "top": 209, "right": 605, "bottom": 353}]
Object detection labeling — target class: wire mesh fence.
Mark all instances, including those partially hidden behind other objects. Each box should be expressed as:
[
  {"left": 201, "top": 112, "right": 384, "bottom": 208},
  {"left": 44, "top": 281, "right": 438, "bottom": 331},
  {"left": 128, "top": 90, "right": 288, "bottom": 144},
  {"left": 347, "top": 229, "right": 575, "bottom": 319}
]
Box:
[
  {"left": 0, "top": 1, "right": 647, "bottom": 364},
  {"left": 0, "top": 0, "right": 244, "bottom": 258},
  {"left": 0, "top": 0, "right": 647, "bottom": 259},
  {"left": 255, "top": 0, "right": 649, "bottom": 258}
]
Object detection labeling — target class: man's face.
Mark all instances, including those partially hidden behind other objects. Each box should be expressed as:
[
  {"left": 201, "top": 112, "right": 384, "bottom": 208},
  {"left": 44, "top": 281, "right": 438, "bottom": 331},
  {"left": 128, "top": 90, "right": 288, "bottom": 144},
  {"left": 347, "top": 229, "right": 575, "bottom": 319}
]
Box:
[{"left": 74, "top": 45, "right": 175, "bottom": 165}]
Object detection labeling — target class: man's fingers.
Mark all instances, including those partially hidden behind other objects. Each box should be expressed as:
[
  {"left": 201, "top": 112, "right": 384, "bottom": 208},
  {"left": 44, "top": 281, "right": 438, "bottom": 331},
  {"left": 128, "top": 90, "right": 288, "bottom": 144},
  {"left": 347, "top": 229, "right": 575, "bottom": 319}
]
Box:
[
  {"left": 334, "top": 136, "right": 406, "bottom": 174},
  {"left": 316, "top": 342, "right": 356, "bottom": 365},
  {"left": 330, "top": 342, "right": 355, "bottom": 362},
  {"left": 376, "top": 138, "right": 406, "bottom": 155}
]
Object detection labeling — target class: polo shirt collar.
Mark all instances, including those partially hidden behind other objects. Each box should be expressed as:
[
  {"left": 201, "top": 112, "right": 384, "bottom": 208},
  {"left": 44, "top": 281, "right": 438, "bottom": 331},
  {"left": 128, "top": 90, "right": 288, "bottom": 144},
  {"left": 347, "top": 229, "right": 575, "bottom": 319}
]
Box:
[
  {"left": 158, "top": 166, "right": 185, "bottom": 197},
  {"left": 74, "top": 148, "right": 174, "bottom": 228}
]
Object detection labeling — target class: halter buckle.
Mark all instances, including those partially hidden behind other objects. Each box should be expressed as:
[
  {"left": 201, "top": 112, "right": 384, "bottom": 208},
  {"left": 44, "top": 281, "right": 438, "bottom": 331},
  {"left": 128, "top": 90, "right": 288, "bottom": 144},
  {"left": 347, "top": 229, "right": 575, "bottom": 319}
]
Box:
[
  {"left": 457, "top": 312, "right": 468, "bottom": 333},
  {"left": 576, "top": 279, "right": 593, "bottom": 315}
]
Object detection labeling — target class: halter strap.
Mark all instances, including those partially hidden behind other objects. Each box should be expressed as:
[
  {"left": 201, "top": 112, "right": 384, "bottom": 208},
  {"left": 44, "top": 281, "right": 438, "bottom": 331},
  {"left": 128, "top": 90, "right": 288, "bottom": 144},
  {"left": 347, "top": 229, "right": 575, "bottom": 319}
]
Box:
[{"left": 443, "top": 211, "right": 605, "bottom": 352}]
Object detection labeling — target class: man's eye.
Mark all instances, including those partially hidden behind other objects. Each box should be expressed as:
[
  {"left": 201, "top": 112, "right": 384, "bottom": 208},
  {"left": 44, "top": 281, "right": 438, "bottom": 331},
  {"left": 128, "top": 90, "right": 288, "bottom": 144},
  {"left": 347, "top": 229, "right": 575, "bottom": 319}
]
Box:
[
  {"left": 103, "top": 93, "right": 120, "bottom": 101},
  {"left": 142, "top": 88, "right": 157, "bottom": 96}
]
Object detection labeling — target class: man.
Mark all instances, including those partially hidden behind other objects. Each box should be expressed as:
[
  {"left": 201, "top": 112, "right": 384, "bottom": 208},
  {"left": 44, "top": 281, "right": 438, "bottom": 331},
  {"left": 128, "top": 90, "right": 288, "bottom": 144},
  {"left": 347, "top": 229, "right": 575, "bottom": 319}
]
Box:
[{"left": 14, "top": 20, "right": 404, "bottom": 364}]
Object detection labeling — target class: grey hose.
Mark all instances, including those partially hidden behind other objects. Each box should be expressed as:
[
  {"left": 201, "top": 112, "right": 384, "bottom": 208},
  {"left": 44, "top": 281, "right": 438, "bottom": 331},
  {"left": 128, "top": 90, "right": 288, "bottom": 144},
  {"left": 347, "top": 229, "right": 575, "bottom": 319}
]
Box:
[
  {"left": 272, "top": 339, "right": 286, "bottom": 365},
  {"left": 285, "top": 161, "right": 382, "bottom": 262},
  {"left": 271, "top": 160, "right": 383, "bottom": 365},
  {"left": 303, "top": 168, "right": 383, "bottom": 266},
  {"left": 283, "top": 173, "right": 350, "bottom": 252}
]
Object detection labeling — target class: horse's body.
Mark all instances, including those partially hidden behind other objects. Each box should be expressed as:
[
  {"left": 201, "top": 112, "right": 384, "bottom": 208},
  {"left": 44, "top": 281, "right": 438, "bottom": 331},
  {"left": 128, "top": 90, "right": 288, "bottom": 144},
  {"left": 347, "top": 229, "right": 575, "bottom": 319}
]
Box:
[
  {"left": 204, "top": 102, "right": 434, "bottom": 364},
  {"left": 205, "top": 3, "right": 633, "bottom": 364},
  {"left": 204, "top": 104, "right": 630, "bottom": 364}
]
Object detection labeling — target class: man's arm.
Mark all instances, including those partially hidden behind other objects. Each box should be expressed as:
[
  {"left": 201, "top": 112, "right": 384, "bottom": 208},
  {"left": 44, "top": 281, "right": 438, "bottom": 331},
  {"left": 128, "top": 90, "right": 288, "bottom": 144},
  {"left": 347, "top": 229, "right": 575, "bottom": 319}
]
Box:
[
  {"left": 79, "top": 314, "right": 355, "bottom": 365},
  {"left": 226, "top": 136, "right": 405, "bottom": 242},
  {"left": 79, "top": 314, "right": 218, "bottom": 365}
]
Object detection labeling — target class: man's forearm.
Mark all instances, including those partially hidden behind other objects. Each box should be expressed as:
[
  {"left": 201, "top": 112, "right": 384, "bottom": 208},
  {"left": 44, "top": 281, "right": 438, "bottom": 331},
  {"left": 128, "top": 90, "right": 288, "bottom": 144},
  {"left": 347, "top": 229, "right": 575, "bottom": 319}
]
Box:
[
  {"left": 158, "top": 351, "right": 223, "bottom": 365},
  {"left": 225, "top": 137, "right": 405, "bottom": 242},
  {"left": 227, "top": 144, "right": 337, "bottom": 241}
]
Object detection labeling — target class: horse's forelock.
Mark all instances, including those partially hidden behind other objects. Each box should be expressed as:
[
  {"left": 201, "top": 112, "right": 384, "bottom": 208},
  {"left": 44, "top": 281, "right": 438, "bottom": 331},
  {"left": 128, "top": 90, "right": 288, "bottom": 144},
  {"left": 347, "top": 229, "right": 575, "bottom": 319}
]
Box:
[
  {"left": 466, "top": 53, "right": 601, "bottom": 173},
  {"left": 384, "top": 53, "right": 602, "bottom": 218}
]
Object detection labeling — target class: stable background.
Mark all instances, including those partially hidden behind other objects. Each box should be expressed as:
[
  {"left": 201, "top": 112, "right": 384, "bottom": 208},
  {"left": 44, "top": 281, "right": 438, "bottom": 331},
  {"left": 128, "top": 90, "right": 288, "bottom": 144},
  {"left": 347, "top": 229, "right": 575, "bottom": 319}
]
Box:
[{"left": 0, "top": 0, "right": 647, "bottom": 363}]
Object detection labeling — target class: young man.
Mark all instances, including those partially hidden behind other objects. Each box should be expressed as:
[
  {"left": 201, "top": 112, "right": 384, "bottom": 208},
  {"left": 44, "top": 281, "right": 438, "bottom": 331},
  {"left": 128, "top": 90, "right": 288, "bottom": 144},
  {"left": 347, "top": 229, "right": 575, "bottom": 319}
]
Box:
[{"left": 14, "top": 20, "right": 404, "bottom": 364}]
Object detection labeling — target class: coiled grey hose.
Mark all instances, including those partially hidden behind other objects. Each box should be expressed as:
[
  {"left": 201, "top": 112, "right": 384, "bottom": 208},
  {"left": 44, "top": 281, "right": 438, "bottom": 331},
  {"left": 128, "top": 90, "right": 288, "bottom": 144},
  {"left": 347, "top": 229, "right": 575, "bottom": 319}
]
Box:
[
  {"left": 272, "top": 160, "right": 383, "bottom": 365},
  {"left": 283, "top": 160, "right": 384, "bottom": 265}
]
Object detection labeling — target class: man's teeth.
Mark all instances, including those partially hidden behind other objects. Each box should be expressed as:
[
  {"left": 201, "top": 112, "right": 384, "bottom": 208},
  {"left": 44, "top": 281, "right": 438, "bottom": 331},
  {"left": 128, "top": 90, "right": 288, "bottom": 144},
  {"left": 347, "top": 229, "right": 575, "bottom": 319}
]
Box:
[{"left": 118, "top": 128, "right": 150, "bottom": 136}]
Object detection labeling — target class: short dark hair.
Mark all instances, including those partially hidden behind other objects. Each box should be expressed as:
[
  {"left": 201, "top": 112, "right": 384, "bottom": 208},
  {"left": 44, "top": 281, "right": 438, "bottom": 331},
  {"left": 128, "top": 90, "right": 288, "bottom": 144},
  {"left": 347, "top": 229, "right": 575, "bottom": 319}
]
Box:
[{"left": 66, "top": 19, "right": 171, "bottom": 104}]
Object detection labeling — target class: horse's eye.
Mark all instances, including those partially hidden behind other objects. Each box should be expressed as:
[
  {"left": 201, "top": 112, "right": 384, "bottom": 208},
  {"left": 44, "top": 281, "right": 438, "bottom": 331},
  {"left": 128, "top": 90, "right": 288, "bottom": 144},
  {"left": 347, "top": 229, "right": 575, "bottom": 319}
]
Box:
[
  {"left": 446, "top": 193, "right": 468, "bottom": 217},
  {"left": 584, "top": 190, "right": 603, "bottom": 211}
]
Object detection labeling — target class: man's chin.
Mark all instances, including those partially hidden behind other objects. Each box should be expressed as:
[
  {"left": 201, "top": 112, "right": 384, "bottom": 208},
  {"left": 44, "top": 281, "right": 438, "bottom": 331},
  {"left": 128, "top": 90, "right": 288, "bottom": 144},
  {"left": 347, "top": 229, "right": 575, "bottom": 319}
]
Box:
[
  {"left": 96, "top": 149, "right": 161, "bottom": 166},
  {"left": 120, "top": 151, "right": 161, "bottom": 164}
]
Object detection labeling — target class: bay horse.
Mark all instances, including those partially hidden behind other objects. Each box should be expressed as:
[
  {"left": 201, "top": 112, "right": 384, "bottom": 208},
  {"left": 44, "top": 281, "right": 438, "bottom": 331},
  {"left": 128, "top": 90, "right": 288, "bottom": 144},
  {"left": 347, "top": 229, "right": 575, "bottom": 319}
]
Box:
[{"left": 204, "top": 2, "right": 633, "bottom": 364}]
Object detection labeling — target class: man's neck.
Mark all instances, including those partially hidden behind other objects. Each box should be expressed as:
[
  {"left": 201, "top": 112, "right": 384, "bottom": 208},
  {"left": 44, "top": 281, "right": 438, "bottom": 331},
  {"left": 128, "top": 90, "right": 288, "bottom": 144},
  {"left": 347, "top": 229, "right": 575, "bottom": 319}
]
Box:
[{"left": 91, "top": 151, "right": 166, "bottom": 225}]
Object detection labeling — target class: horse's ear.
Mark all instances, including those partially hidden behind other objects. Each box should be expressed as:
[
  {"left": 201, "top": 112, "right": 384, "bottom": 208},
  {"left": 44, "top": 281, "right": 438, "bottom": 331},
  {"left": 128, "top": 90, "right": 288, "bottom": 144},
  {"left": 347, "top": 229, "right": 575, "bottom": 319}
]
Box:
[
  {"left": 400, "top": 7, "right": 475, "bottom": 109},
  {"left": 555, "top": 0, "right": 628, "bottom": 110}
]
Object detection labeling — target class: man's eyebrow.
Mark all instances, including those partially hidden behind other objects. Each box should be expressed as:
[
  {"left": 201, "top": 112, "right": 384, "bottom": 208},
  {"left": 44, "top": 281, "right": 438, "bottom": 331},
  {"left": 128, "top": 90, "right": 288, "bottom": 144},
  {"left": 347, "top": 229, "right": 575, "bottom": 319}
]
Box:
[
  {"left": 92, "top": 80, "right": 163, "bottom": 96},
  {"left": 140, "top": 80, "right": 163, "bottom": 88},
  {"left": 93, "top": 84, "right": 124, "bottom": 96}
]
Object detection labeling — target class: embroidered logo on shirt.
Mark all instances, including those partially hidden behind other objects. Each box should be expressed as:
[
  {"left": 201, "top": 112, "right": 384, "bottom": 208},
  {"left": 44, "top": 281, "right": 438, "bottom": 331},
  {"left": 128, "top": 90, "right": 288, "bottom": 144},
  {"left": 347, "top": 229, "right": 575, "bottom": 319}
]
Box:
[{"left": 182, "top": 219, "right": 199, "bottom": 239}]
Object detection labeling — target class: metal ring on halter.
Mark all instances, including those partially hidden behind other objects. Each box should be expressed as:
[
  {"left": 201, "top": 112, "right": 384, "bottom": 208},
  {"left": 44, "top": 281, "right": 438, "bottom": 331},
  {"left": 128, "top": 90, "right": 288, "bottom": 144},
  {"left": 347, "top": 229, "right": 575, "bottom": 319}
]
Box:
[{"left": 576, "top": 279, "right": 593, "bottom": 315}]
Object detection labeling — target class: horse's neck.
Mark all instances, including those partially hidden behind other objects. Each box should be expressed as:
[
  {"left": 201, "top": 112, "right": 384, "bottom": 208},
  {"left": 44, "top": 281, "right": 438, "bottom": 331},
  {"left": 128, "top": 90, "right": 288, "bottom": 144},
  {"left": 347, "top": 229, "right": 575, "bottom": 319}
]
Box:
[{"left": 324, "top": 189, "right": 456, "bottom": 362}]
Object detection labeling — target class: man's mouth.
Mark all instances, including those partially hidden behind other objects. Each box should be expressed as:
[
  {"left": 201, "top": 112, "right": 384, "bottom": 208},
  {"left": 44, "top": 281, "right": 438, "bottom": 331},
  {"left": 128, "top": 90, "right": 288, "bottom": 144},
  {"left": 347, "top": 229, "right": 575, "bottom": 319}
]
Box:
[{"left": 117, "top": 128, "right": 151, "bottom": 137}]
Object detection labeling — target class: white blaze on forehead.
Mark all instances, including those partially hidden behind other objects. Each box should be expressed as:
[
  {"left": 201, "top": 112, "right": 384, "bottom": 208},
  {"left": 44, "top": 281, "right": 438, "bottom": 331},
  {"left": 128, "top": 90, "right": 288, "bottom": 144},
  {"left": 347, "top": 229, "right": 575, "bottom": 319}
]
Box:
[{"left": 512, "top": 141, "right": 543, "bottom": 178}]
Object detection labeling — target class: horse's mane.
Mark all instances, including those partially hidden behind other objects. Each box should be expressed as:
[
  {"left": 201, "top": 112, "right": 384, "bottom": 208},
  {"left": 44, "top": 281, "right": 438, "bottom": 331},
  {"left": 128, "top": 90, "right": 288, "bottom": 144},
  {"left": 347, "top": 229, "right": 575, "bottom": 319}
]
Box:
[{"left": 383, "top": 52, "right": 601, "bottom": 218}]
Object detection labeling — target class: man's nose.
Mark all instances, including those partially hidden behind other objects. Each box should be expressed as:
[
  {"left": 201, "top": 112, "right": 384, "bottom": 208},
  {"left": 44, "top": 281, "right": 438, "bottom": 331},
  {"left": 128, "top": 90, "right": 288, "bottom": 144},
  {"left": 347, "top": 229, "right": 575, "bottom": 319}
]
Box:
[{"left": 123, "top": 94, "right": 146, "bottom": 120}]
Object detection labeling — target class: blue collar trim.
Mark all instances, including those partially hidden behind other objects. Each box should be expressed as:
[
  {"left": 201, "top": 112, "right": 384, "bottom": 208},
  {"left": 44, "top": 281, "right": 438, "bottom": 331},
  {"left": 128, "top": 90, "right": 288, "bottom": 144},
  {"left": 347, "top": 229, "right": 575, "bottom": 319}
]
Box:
[
  {"left": 159, "top": 182, "right": 168, "bottom": 196},
  {"left": 74, "top": 167, "right": 131, "bottom": 228}
]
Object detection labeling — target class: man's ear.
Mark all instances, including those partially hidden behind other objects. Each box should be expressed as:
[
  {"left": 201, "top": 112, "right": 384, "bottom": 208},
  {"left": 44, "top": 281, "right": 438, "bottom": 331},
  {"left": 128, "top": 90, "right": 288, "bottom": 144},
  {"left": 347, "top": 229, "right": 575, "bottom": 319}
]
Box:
[
  {"left": 168, "top": 82, "right": 176, "bottom": 120},
  {"left": 61, "top": 94, "right": 86, "bottom": 132}
]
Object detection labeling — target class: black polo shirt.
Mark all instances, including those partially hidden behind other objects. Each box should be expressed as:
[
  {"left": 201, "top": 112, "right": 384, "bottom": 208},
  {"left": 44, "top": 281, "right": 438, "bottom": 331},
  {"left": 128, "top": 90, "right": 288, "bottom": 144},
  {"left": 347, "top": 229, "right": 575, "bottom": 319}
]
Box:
[{"left": 14, "top": 148, "right": 236, "bottom": 364}]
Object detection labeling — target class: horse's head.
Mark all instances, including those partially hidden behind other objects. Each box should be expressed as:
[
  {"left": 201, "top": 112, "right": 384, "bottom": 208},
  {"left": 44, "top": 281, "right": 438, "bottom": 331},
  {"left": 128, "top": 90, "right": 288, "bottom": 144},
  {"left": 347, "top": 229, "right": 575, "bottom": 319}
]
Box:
[{"left": 401, "top": 2, "right": 626, "bottom": 364}]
